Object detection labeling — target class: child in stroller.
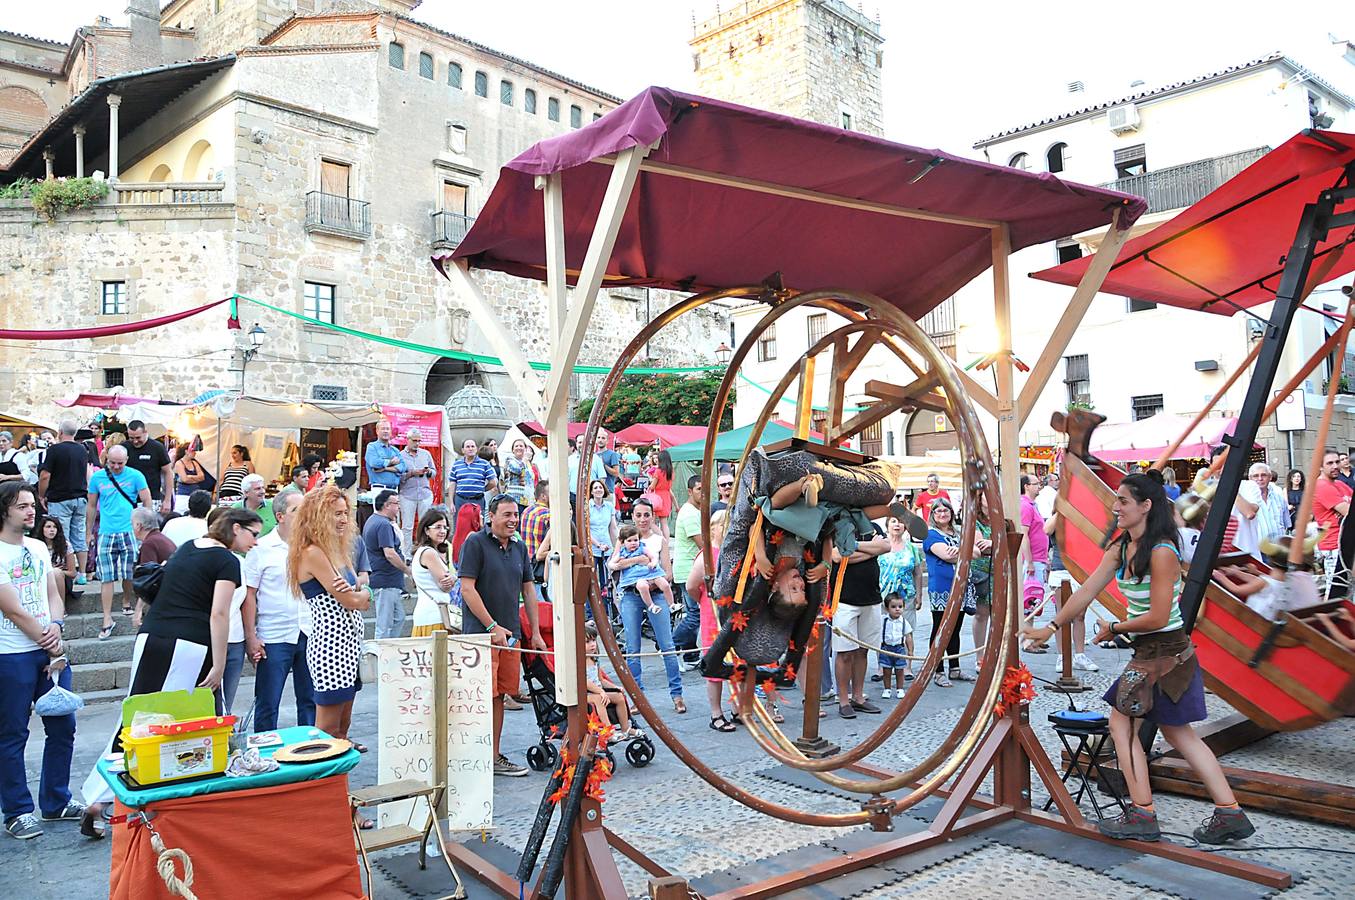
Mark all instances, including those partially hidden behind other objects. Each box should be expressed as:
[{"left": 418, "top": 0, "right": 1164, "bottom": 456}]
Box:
[{"left": 520, "top": 602, "right": 656, "bottom": 771}]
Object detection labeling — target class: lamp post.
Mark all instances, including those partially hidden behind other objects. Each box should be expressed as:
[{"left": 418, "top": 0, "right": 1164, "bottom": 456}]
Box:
[
  {"left": 236, "top": 323, "right": 267, "bottom": 394},
  {"left": 714, "top": 341, "right": 732, "bottom": 366}
]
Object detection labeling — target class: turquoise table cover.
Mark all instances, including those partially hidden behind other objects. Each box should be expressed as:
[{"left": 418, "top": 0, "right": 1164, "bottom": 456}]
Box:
[{"left": 97, "top": 726, "right": 360, "bottom": 807}]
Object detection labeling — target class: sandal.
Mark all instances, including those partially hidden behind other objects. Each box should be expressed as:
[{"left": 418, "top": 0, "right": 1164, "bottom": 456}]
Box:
[
  {"left": 80, "top": 810, "right": 105, "bottom": 840},
  {"left": 357, "top": 816, "right": 375, "bottom": 831},
  {"left": 122, "top": 605, "right": 134, "bottom": 616},
  {"left": 709, "top": 715, "right": 736, "bottom": 732},
  {"left": 769, "top": 704, "right": 785, "bottom": 724},
  {"left": 98, "top": 623, "right": 115, "bottom": 641},
  {"left": 672, "top": 697, "right": 687, "bottom": 714},
  {"left": 350, "top": 741, "right": 368, "bottom": 754}
]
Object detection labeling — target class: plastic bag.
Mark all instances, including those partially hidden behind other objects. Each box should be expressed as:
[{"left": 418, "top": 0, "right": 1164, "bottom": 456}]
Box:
[
  {"left": 128, "top": 711, "right": 176, "bottom": 738},
  {"left": 34, "top": 684, "right": 85, "bottom": 717}
]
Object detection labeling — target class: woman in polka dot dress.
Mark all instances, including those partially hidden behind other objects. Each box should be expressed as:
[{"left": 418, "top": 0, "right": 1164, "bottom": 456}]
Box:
[{"left": 287, "top": 485, "right": 370, "bottom": 750}]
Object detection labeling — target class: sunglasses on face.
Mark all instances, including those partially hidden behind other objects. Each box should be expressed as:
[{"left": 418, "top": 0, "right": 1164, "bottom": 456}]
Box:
[{"left": 718, "top": 481, "right": 733, "bottom": 489}]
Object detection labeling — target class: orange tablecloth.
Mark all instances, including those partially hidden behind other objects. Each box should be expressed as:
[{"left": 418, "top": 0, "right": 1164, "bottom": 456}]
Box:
[{"left": 110, "top": 773, "right": 363, "bottom": 899}]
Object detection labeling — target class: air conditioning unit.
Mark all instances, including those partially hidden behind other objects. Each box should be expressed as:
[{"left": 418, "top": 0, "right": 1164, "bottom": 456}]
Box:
[{"left": 1107, "top": 103, "right": 1140, "bottom": 134}]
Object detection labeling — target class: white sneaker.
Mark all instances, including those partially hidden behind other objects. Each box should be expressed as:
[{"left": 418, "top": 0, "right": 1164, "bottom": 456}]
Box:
[
  {"left": 1073, "top": 653, "right": 1099, "bottom": 673},
  {"left": 880, "top": 688, "right": 892, "bottom": 699}
]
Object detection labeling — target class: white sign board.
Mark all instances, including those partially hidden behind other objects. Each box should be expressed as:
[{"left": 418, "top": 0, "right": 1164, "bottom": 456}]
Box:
[
  {"left": 1274, "top": 388, "right": 1307, "bottom": 432},
  {"left": 376, "top": 635, "right": 493, "bottom": 831}
]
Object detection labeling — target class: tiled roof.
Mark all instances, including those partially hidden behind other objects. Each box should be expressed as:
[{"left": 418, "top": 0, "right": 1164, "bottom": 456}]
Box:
[
  {"left": 974, "top": 52, "right": 1355, "bottom": 147},
  {"left": 0, "top": 28, "right": 68, "bottom": 48}
]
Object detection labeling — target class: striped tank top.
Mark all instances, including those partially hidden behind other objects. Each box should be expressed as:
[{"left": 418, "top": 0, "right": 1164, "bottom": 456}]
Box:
[{"left": 1115, "top": 540, "right": 1184, "bottom": 634}]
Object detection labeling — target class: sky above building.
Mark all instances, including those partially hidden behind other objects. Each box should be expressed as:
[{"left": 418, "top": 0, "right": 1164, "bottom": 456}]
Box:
[{"left": 10, "top": 0, "right": 1355, "bottom": 156}]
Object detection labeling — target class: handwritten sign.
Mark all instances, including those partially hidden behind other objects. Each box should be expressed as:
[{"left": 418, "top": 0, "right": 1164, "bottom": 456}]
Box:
[{"left": 376, "top": 635, "right": 493, "bottom": 831}]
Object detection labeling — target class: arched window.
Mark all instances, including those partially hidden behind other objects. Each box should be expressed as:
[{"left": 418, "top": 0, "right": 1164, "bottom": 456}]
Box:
[
  {"left": 1007, "top": 152, "right": 1029, "bottom": 170},
  {"left": 448, "top": 62, "right": 462, "bottom": 89},
  {"left": 547, "top": 97, "right": 560, "bottom": 122},
  {"left": 524, "top": 88, "right": 536, "bottom": 114},
  {"left": 1046, "top": 142, "right": 1068, "bottom": 173},
  {"left": 500, "top": 80, "right": 513, "bottom": 106},
  {"left": 388, "top": 42, "right": 404, "bottom": 69},
  {"left": 569, "top": 104, "right": 582, "bottom": 128},
  {"left": 418, "top": 52, "right": 433, "bottom": 79},
  {"left": 474, "top": 71, "right": 488, "bottom": 97}
]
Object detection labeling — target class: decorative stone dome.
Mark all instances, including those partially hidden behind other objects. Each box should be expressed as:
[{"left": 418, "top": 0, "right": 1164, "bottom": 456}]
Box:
[{"left": 443, "top": 384, "right": 508, "bottom": 421}]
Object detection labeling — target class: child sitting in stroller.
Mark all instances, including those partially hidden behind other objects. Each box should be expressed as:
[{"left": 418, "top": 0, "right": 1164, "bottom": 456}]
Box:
[{"left": 585, "top": 623, "right": 643, "bottom": 741}]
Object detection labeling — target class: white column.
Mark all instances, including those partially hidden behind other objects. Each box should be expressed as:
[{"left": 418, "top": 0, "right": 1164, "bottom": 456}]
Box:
[
  {"left": 42, "top": 148, "right": 54, "bottom": 180},
  {"left": 106, "top": 94, "right": 122, "bottom": 181},
  {"left": 73, "top": 124, "right": 86, "bottom": 178}
]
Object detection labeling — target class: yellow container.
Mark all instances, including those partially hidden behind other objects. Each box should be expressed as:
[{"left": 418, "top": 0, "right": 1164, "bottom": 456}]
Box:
[{"left": 120, "top": 722, "right": 232, "bottom": 786}]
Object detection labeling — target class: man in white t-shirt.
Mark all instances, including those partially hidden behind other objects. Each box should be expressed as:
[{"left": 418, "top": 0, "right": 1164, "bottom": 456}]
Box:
[
  {"left": 0, "top": 482, "right": 83, "bottom": 840},
  {"left": 241, "top": 491, "right": 313, "bottom": 732}
]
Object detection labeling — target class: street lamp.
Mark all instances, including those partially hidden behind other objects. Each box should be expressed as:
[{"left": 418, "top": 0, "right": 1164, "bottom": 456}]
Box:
[
  {"left": 714, "top": 341, "right": 732, "bottom": 366},
  {"left": 237, "top": 323, "right": 267, "bottom": 393}
]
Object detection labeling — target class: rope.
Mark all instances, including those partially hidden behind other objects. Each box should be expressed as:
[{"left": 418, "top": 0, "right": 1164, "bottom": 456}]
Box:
[
  {"left": 828, "top": 623, "right": 988, "bottom": 662},
  {"left": 149, "top": 830, "right": 198, "bottom": 900}
]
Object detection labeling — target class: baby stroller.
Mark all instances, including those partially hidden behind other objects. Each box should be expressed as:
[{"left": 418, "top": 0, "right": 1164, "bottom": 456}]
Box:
[{"left": 520, "top": 601, "right": 656, "bottom": 772}]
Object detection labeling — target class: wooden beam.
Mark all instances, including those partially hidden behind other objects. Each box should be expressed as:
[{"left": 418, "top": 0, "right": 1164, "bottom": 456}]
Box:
[
  {"left": 956, "top": 366, "right": 999, "bottom": 417},
  {"left": 862, "top": 378, "right": 947, "bottom": 413},
  {"left": 444, "top": 261, "right": 545, "bottom": 422},
  {"left": 836, "top": 328, "right": 881, "bottom": 383},
  {"left": 826, "top": 333, "right": 848, "bottom": 447},
  {"left": 1016, "top": 213, "right": 1131, "bottom": 427},
  {"left": 542, "top": 143, "right": 650, "bottom": 421},
  {"left": 796, "top": 356, "right": 816, "bottom": 438},
  {"left": 595, "top": 155, "right": 1004, "bottom": 231},
  {"left": 992, "top": 225, "right": 1020, "bottom": 509},
  {"left": 831, "top": 373, "right": 942, "bottom": 442}
]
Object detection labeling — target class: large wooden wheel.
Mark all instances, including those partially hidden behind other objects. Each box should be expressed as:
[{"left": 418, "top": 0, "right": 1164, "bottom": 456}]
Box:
[{"left": 574, "top": 284, "right": 1014, "bottom": 826}]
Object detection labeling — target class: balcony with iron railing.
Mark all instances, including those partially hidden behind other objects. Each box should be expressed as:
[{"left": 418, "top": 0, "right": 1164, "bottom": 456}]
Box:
[
  {"left": 1101, "top": 147, "right": 1269, "bottom": 213},
  {"left": 305, "top": 190, "right": 371, "bottom": 239},
  {"left": 431, "top": 210, "right": 474, "bottom": 249}
]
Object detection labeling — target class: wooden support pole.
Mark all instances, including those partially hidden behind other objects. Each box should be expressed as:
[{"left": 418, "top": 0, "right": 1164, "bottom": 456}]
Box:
[
  {"left": 432, "top": 629, "right": 449, "bottom": 819},
  {"left": 795, "top": 356, "right": 816, "bottom": 438},
  {"left": 444, "top": 261, "right": 545, "bottom": 422},
  {"left": 826, "top": 333, "right": 848, "bottom": 447},
  {"left": 1016, "top": 212, "right": 1131, "bottom": 428},
  {"left": 992, "top": 226, "right": 1021, "bottom": 510}
]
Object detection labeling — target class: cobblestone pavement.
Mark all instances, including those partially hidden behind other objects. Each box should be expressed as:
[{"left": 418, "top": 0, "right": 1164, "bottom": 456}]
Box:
[{"left": 3, "top": 623, "right": 1352, "bottom": 898}]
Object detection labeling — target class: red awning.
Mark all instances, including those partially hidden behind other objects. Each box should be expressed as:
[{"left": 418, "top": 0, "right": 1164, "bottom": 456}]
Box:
[
  {"left": 444, "top": 87, "right": 1143, "bottom": 320},
  {"left": 516, "top": 420, "right": 591, "bottom": 441},
  {"left": 612, "top": 423, "right": 709, "bottom": 448},
  {"left": 56, "top": 392, "right": 166, "bottom": 409},
  {"left": 1089, "top": 414, "right": 1259, "bottom": 463},
  {"left": 1031, "top": 131, "right": 1355, "bottom": 315}
]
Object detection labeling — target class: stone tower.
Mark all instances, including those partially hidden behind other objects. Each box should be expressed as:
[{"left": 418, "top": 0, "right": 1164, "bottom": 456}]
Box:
[{"left": 689, "top": 0, "right": 884, "bottom": 136}]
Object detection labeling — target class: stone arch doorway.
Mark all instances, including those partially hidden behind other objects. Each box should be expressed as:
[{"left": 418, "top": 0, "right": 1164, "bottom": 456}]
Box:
[
  {"left": 424, "top": 357, "right": 477, "bottom": 406},
  {"left": 904, "top": 408, "right": 958, "bottom": 455}
]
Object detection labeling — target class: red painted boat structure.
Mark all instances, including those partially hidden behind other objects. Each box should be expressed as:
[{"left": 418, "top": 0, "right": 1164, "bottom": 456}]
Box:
[{"left": 1055, "top": 446, "right": 1355, "bottom": 732}]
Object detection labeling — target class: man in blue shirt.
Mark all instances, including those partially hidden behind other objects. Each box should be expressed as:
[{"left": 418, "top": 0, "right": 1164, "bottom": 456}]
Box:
[
  {"left": 595, "top": 430, "right": 622, "bottom": 495},
  {"left": 364, "top": 419, "right": 405, "bottom": 491},
  {"left": 448, "top": 439, "right": 497, "bottom": 513},
  {"left": 85, "top": 445, "right": 151, "bottom": 641},
  {"left": 362, "top": 490, "right": 410, "bottom": 639}
]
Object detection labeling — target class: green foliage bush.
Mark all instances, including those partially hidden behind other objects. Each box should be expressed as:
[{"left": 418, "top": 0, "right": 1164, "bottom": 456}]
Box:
[
  {"left": 0, "top": 177, "right": 109, "bottom": 219},
  {"left": 576, "top": 372, "right": 733, "bottom": 431}
]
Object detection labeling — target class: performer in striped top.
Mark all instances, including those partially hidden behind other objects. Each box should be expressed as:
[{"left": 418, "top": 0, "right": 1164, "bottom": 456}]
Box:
[{"left": 1023, "top": 473, "right": 1254, "bottom": 846}]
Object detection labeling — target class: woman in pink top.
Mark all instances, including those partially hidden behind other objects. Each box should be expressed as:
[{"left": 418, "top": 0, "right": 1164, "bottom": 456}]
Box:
[{"left": 688, "top": 509, "right": 732, "bottom": 731}]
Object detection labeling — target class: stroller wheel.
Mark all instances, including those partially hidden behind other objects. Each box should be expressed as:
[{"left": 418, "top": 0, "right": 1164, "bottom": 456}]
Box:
[
  {"left": 602, "top": 747, "right": 617, "bottom": 771},
  {"left": 526, "top": 744, "right": 552, "bottom": 772},
  {"left": 544, "top": 742, "right": 559, "bottom": 768},
  {"left": 625, "top": 739, "right": 655, "bottom": 768}
]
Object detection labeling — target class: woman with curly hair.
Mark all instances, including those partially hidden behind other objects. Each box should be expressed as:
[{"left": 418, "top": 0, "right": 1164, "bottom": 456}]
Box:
[{"left": 287, "top": 485, "right": 370, "bottom": 755}]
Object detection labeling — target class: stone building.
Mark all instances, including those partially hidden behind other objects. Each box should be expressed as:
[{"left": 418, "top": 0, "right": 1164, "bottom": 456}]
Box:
[{"left": 0, "top": 0, "right": 727, "bottom": 422}]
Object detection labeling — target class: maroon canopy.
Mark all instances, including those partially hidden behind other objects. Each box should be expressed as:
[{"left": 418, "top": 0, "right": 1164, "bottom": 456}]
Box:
[
  {"left": 1031, "top": 131, "right": 1355, "bottom": 315},
  {"left": 444, "top": 87, "right": 1144, "bottom": 320},
  {"left": 612, "top": 423, "right": 708, "bottom": 448}
]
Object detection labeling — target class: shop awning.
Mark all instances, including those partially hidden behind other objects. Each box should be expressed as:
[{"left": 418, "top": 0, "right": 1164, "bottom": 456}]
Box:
[
  {"left": 1031, "top": 131, "right": 1355, "bottom": 315},
  {"left": 611, "top": 423, "right": 708, "bottom": 448},
  {"left": 1089, "top": 413, "right": 1260, "bottom": 463},
  {"left": 444, "top": 86, "right": 1144, "bottom": 320}
]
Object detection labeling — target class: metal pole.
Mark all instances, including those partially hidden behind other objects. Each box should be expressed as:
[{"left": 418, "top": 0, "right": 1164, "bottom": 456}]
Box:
[{"left": 1178, "top": 191, "right": 1341, "bottom": 632}]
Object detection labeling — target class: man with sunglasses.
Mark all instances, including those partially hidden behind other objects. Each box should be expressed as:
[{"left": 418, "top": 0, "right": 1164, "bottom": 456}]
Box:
[
  {"left": 0, "top": 481, "right": 81, "bottom": 840},
  {"left": 710, "top": 473, "right": 736, "bottom": 513}
]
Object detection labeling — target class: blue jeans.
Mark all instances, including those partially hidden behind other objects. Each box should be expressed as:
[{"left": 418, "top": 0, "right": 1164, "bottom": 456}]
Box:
[
  {"left": 820, "top": 640, "right": 835, "bottom": 697},
  {"left": 253, "top": 635, "right": 316, "bottom": 732},
  {"left": 619, "top": 588, "right": 683, "bottom": 700},
  {"left": 222, "top": 641, "right": 245, "bottom": 714},
  {"left": 0, "top": 650, "right": 75, "bottom": 820},
  {"left": 670, "top": 581, "right": 702, "bottom": 659},
  {"left": 374, "top": 587, "right": 406, "bottom": 639},
  {"left": 48, "top": 497, "right": 87, "bottom": 554},
  {"left": 453, "top": 493, "right": 485, "bottom": 515}
]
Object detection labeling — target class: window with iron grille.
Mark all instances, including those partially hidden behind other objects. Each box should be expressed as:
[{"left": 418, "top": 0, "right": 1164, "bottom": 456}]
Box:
[
  {"left": 303, "top": 281, "right": 336, "bottom": 324},
  {"left": 547, "top": 97, "right": 560, "bottom": 122},
  {"left": 500, "top": 80, "right": 513, "bottom": 106},
  {"left": 100, "top": 281, "right": 127, "bottom": 315},
  {"left": 103, "top": 368, "right": 124, "bottom": 388},
  {"left": 524, "top": 89, "right": 536, "bottom": 114},
  {"left": 570, "top": 104, "right": 582, "bottom": 128},
  {"left": 1131, "top": 393, "right": 1163, "bottom": 421},
  {"left": 806, "top": 313, "right": 830, "bottom": 348},
  {"left": 1064, "top": 354, "right": 1090, "bottom": 407},
  {"left": 312, "top": 384, "right": 347, "bottom": 401},
  {"left": 447, "top": 62, "right": 462, "bottom": 88},
  {"left": 418, "top": 52, "right": 433, "bottom": 79},
  {"left": 388, "top": 42, "right": 404, "bottom": 69},
  {"left": 757, "top": 323, "right": 778, "bottom": 362},
  {"left": 474, "top": 71, "right": 487, "bottom": 97}
]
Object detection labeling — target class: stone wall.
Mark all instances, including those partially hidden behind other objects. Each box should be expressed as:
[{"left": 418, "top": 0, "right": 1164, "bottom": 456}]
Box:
[
  {"left": 690, "top": 0, "right": 883, "bottom": 135},
  {"left": 164, "top": 0, "right": 297, "bottom": 58}
]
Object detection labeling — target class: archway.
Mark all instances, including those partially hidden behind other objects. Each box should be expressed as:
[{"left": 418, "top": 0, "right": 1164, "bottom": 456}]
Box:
[
  {"left": 904, "top": 407, "right": 958, "bottom": 455},
  {"left": 149, "top": 163, "right": 172, "bottom": 182},
  {"left": 423, "top": 357, "right": 476, "bottom": 406},
  {"left": 182, "top": 139, "right": 214, "bottom": 181}
]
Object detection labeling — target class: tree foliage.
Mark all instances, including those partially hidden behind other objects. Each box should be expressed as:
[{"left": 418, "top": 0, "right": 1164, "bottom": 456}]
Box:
[
  {"left": 0, "top": 177, "right": 110, "bottom": 220},
  {"left": 576, "top": 372, "right": 733, "bottom": 431}
]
